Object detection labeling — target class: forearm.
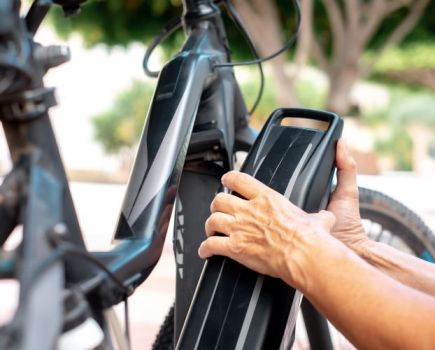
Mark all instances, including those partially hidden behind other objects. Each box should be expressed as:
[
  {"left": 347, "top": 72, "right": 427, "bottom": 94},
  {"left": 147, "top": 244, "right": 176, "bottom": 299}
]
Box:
[
  {"left": 358, "top": 240, "right": 435, "bottom": 296},
  {"left": 289, "top": 235, "right": 435, "bottom": 350}
]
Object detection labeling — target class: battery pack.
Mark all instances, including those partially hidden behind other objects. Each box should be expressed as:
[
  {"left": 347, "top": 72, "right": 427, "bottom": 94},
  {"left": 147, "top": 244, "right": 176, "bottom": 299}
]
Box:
[{"left": 176, "top": 108, "right": 343, "bottom": 350}]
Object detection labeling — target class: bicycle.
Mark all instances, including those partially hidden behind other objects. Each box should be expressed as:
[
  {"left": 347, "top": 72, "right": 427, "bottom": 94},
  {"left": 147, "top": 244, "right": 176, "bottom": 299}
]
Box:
[{"left": 0, "top": 0, "right": 434, "bottom": 349}]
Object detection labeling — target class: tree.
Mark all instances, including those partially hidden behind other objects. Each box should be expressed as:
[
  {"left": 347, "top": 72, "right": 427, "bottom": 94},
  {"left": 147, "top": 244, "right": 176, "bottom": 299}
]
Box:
[
  {"left": 50, "top": 0, "right": 300, "bottom": 107},
  {"left": 232, "top": 0, "right": 299, "bottom": 107},
  {"left": 306, "top": 0, "right": 430, "bottom": 114},
  {"left": 49, "top": 0, "right": 434, "bottom": 116},
  {"left": 92, "top": 80, "right": 155, "bottom": 167}
]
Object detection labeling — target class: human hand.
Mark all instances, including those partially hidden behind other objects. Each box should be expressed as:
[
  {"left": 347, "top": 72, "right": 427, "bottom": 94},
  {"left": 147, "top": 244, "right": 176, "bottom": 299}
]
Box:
[
  {"left": 198, "top": 171, "right": 336, "bottom": 290},
  {"left": 327, "top": 139, "right": 367, "bottom": 254}
]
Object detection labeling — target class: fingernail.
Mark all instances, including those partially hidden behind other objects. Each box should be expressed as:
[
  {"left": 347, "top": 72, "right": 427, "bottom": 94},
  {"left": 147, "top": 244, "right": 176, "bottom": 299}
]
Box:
[{"left": 198, "top": 245, "right": 204, "bottom": 258}]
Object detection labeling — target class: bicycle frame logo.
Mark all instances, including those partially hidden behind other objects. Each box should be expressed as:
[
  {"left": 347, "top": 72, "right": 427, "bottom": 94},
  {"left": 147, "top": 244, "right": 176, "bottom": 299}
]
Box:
[{"left": 174, "top": 197, "right": 184, "bottom": 279}]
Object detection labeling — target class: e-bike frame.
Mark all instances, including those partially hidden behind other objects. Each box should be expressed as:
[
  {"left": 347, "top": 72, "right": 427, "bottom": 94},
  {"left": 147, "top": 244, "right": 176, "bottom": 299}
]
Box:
[{"left": 0, "top": 0, "right": 332, "bottom": 348}]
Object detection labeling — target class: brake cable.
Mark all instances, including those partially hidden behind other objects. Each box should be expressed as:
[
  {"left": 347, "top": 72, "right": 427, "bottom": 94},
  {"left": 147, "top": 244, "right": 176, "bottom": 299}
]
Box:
[
  {"left": 222, "top": 0, "right": 264, "bottom": 115},
  {"left": 18, "top": 242, "right": 133, "bottom": 347},
  {"left": 214, "top": 0, "right": 301, "bottom": 68},
  {"left": 142, "top": 15, "right": 182, "bottom": 78},
  {"left": 142, "top": 0, "right": 300, "bottom": 115}
]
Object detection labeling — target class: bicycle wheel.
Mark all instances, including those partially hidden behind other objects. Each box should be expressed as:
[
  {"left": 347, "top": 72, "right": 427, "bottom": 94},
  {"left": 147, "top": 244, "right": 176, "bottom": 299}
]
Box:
[
  {"left": 152, "top": 304, "right": 175, "bottom": 350},
  {"left": 297, "top": 186, "right": 435, "bottom": 350},
  {"left": 153, "top": 186, "right": 435, "bottom": 349},
  {"left": 359, "top": 187, "right": 435, "bottom": 260}
]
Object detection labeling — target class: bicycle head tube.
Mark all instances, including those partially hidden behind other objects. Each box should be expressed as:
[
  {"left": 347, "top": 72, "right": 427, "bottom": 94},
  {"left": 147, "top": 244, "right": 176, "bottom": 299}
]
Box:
[{"left": 182, "top": 0, "right": 218, "bottom": 17}]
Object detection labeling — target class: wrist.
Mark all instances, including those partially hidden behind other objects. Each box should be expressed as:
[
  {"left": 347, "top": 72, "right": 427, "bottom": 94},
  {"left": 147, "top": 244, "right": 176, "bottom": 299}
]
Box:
[
  {"left": 281, "top": 230, "right": 344, "bottom": 294},
  {"left": 351, "top": 236, "right": 374, "bottom": 259}
]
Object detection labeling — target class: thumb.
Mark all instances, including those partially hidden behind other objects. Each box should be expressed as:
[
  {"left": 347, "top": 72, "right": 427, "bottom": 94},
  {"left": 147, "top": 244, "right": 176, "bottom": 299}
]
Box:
[{"left": 333, "top": 138, "right": 358, "bottom": 200}]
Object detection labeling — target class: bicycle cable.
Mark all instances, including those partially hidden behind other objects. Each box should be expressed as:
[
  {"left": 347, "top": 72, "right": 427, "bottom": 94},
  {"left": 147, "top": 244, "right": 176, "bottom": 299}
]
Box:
[
  {"left": 222, "top": 0, "right": 264, "bottom": 115},
  {"left": 142, "top": 0, "right": 266, "bottom": 114},
  {"left": 214, "top": 0, "right": 301, "bottom": 68},
  {"left": 142, "top": 0, "right": 300, "bottom": 114},
  {"left": 142, "top": 15, "right": 182, "bottom": 78},
  {"left": 17, "top": 242, "right": 132, "bottom": 347}
]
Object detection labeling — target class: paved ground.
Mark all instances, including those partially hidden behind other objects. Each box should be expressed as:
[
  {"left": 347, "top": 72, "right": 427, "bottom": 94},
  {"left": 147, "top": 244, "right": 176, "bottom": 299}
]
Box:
[{"left": 0, "top": 174, "right": 434, "bottom": 349}]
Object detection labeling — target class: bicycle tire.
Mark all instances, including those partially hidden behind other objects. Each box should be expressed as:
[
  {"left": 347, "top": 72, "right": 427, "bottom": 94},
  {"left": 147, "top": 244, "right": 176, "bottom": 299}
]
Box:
[
  {"left": 359, "top": 186, "right": 435, "bottom": 260},
  {"left": 151, "top": 303, "right": 175, "bottom": 350},
  {"left": 153, "top": 186, "right": 435, "bottom": 349}
]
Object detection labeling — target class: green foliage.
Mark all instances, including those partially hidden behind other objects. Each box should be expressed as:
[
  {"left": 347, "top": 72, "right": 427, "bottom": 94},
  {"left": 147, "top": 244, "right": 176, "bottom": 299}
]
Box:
[
  {"left": 48, "top": 0, "right": 184, "bottom": 48},
  {"left": 47, "top": 0, "right": 435, "bottom": 65},
  {"left": 389, "top": 94, "right": 435, "bottom": 127},
  {"left": 93, "top": 80, "right": 155, "bottom": 153},
  {"left": 369, "top": 42, "right": 435, "bottom": 72},
  {"left": 48, "top": 0, "right": 268, "bottom": 60},
  {"left": 238, "top": 68, "right": 326, "bottom": 123},
  {"left": 93, "top": 70, "right": 277, "bottom": 153},
  {"left": 375, "top": 125, "right": 413, "bottom": 171},
  {"left": 93, "top": 68, "right": 328, "bottom": 153},
  {"left": 294, "top": 78, "right": 326, "bottom": 109},
  {"left": 362, "top": 85, "right": 435, "bottom": 171},
  {"left": 238, "top": 73, "right": 277, "bottom": 121},
  {"left": 362, "top": 86, "right": 435, "bottom": 127}
]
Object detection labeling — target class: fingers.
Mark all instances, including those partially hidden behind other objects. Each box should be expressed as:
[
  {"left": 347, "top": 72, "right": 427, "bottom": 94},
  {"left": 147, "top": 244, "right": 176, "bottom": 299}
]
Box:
[
  {"left": 221, "top": 171, "right": 271, "bottom": 200},
  {"left": 198, "top": 236, "right": 231, "bottom": 259},
  {"left": 334, "top": 138, "right": 358, "bottom": 200},
  {"left": 210, "top": 192, "right": 246, "bottom": 214},
  {"left": 205, "top": 212, "right": 235, "bottom": 237}
]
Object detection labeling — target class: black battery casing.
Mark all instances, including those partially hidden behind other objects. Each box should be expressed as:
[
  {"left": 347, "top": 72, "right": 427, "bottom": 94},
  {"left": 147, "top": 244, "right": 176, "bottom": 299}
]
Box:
[{"left": 176, "top": 108, "right": 343, "bottom": 350}]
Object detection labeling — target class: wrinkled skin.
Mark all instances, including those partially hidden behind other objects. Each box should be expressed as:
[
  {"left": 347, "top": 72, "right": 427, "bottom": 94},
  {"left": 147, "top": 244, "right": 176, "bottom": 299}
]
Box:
[
  {"left": 198, "top": 138, "right": 366, "bottom": 289},
  {"left": 198, "top": 138, "right": 435, "bottom": 350}
]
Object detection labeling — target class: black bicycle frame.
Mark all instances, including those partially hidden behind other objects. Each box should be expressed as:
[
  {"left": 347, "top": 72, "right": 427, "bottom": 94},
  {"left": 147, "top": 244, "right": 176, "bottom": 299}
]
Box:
[
  {"left": 0, "top": 0, "right": 332, "bottom": 348},
  {"left": 101, "top": 0, "right": 255, "bottom": 304}
]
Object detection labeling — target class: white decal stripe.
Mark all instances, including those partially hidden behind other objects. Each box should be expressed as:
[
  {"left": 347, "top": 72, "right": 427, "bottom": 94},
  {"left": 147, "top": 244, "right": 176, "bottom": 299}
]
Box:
[
  {"left": 284, "top": 143, "right": 313, "bottom": 199},
  {"left": 235, "top": 143, "right": 313, "bottom": 349},
  {"left": 234, "top": 275, "right": 264, "bottom": 350},
  {"left": 128, "top": 82, "right": 193, "bottom": 224},
  {"left": 279, "top": 291, "right": 304, "bottom": 350}
]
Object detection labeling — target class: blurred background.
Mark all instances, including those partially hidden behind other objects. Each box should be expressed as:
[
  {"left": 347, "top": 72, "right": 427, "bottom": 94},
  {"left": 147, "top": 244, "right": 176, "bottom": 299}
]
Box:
[{"left": 1, "top": 0, "right": 435, "bottom": 349}]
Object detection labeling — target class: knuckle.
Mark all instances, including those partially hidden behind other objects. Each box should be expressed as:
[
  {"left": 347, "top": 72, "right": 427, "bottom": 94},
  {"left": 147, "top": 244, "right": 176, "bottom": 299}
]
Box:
[
  {"left": 233, "top": 171, "right": 252, "bottom": 186},
  {"left": 208, "top": 213, "right": 218, "bottom": 227},
  {"left": 200, "top": 240, "right": 209, "bottom": 253},
  {"left": 205, "top": 217, "right": 212, "bottom": 232},
  {"left": 348, "top": 158, "right": 358, "bottom": 172},
  {"left": 254, "top": 193, "right": 275, "bottom": 211},
  {"left": 230, "top": 241, "right": 244, "bottom": 256},
  {"left": 343, "top": 186, "right": 359, "bottom": 200},
  {"left": 211, "top": 193, "right": 224, "bottom": 211},
  {"left": 215, "top": 192, "right": 226, "bottom": 204},
  {"left": 223, "top": 170, "right": 239, "bottom": 185}
]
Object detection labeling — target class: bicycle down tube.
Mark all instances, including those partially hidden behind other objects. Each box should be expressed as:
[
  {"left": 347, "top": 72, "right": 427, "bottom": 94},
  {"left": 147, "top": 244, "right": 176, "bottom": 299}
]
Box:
[{"left": 101, "top": 0, "right": 250, "bottom": 305}]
